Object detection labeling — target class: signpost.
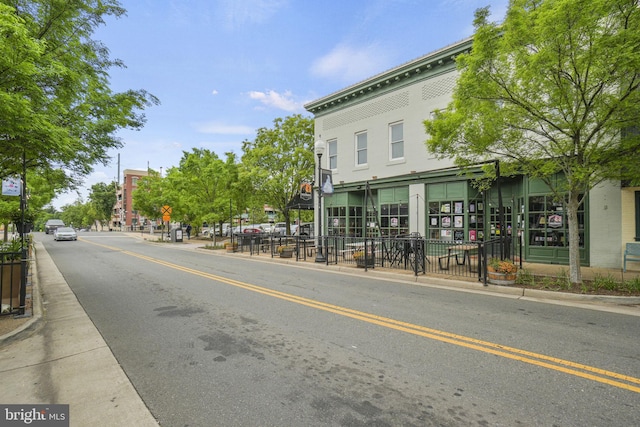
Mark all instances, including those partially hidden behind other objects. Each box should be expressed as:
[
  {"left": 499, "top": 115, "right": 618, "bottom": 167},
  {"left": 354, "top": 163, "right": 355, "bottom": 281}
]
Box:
[{"left": 161, "top": 205, "right": 172, "bottom": 240}]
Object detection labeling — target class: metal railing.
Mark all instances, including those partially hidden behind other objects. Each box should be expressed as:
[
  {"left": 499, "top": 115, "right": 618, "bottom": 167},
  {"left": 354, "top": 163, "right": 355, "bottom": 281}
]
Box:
[{"left": 229, "top": 232, "right": 521, "bottom": 282}]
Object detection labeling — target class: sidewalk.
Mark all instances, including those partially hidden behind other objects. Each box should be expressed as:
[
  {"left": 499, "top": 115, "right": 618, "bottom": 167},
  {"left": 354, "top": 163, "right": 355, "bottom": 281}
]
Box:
[
  {"left": 1, "top": 237, "right": 638, "bottom": 426},
  {"left": 0, "top": 241, "right": 158, "bottom": 426}
]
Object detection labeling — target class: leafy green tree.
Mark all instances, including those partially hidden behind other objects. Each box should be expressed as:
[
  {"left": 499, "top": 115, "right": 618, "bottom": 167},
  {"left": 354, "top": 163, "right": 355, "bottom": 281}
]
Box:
[
  {"left": 132, "top": 170, "right": 165, "bottom": 222},
  {"left": 163, "top": 149, "right": 240, "bottom": 235},
  {"left": 424, "top": 1, "right": 640, "bottom": 284},
  {"left": 0, "top": 1, "right": 158, "bottom": 191},
  {"left": 240, "top": 115, "right": 315, "bottom": 234},
  {"left": 60, "top": 200, "right": 91, "bottom": 229},
  {"left": 89, "top": 182, "right": 117, "bottom": 230},
  {"left": 0, "top": 169, "right": 64, "bottom": 239}
]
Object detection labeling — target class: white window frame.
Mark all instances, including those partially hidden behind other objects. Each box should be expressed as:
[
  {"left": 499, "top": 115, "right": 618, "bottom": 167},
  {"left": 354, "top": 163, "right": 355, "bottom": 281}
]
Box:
[
  {"left": 389, "top": 121, "right": 404, "bottom": 160},
  {"left": 355, "top": 131, "right": 368, "bottom": 166},
  {"left": 328, "top": 139, "right": 338, "bottom": 170}
]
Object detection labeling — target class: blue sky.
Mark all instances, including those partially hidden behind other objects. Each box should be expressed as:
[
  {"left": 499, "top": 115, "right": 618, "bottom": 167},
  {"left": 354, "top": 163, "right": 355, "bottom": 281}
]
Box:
[{"left": 53, "top": 0, "right": 508, "bottom": 208}]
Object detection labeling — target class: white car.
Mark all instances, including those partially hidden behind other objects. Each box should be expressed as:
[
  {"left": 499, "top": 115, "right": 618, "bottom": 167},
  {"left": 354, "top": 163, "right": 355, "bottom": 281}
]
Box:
[
  {"left": 54, "top": 227, "right": 78, "bottom": 241},
  {"left": 273, "top": 222, "right": 287, "bottom": 235}
]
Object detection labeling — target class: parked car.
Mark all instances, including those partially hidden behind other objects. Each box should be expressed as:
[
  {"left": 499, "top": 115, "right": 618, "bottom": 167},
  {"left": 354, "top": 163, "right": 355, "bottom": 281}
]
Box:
[
  {"left": 273, "top": 222, "right": 287, "bottom": 235},
  {"left": 53, "top": 227, "right": 77, "bottom": 241},
  {"left": 260, "top": 223, "right": 274, "bottom": 234},
  {"left": 242, "top": 227, "right": 263, "bottom": 234},
  {"left": 45, "top": 219, "right": 65, "bottom": 234}
]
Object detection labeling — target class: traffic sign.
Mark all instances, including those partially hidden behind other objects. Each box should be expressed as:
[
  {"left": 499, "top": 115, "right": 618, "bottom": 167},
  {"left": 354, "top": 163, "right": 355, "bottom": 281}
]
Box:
[{"left": 161, "top": 205, "right": 172, "bottom": 215}]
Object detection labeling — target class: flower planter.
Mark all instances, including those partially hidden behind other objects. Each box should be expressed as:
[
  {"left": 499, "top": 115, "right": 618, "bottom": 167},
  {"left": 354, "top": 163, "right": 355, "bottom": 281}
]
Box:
[
  {"left": 355, "top": 258, "right": 374, "bottom": 268},
  {"left": 487, "top": 270, "right": 517, "bottom": 285},
  {"left": 225, "top": 243, "right": 237, "bottom": 253},
  {"left": 279, "top": 249, "right": 294, "bottom": 258}
]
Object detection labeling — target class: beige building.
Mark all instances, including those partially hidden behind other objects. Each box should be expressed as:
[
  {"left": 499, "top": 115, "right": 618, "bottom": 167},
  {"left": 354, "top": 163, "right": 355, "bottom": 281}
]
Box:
[{"left": 305, "top": 37, "right": 639, "bottom": 269}]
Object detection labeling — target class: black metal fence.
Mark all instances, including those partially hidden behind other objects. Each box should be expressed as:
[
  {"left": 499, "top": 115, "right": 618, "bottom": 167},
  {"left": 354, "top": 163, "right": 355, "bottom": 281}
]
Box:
[
  {"left": 230, "top": 232, "right": 521, "bottom": 282},
  {"left": 231, "top": 233, "right": 317, "bottom": 261}
]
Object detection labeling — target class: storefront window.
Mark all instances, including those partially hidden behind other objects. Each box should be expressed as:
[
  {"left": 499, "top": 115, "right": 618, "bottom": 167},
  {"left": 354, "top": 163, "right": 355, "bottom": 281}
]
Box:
[
  {"left": 349, "top": 206, "right": 363, "bottom": 237},
  {"left": 327, "top": 206, "right": 347, "bottom": 236},
  {"left": 380, "top": 203, "right": 409, "bottom": 236},
  {"left": 468, "top": 200, "right": 484, "bottom": 241},
  {"left": 428, "top": 200, "right": 466, "bottom": 241},
  {"left": 528, "top": 195, "right": 584, "bottom": 247}
]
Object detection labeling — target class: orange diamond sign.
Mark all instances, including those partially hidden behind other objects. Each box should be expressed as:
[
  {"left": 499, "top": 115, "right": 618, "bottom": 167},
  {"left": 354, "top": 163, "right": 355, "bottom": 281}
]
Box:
[{"left": 161, "top": 205, "right": 172, "bottom": 221}]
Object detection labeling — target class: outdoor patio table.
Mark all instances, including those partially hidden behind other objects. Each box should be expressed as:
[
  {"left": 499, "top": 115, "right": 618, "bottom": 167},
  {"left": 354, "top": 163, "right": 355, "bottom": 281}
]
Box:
[{"left": 439, "top": 244, "right": 478, "bottom": 271}]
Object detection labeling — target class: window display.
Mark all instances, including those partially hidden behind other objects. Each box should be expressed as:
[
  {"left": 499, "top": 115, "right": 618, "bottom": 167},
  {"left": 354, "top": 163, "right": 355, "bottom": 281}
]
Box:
[
  {"left": 429, "top": 200, "right": 465, "bottom": 240},
  {"left": 528, "top": 195, "right": 584, "bottom": 247}
]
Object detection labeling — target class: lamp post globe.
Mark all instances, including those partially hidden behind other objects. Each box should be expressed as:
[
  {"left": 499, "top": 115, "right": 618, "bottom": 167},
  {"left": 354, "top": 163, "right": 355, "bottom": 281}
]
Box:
[
  {"left": 314, "top": 139, "right": 326, "bottom": 263},
  {"left": 314, "top": 139, "right": 326, "bottom": 156}
]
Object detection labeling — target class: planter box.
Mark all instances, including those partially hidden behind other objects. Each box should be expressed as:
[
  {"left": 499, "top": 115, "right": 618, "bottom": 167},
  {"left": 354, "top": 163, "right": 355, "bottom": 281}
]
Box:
[
  {"left": 487, "top": 270, "right": 517, "bottom": 285},
  {"left": 279, "top": 250, "right": 294, "bottom": 258},
  {"left": 356, "top": 258, "right": 375, "bottom": 268},
  {"left": 1, "top": 262, "right": 21, "bottom": 310}
]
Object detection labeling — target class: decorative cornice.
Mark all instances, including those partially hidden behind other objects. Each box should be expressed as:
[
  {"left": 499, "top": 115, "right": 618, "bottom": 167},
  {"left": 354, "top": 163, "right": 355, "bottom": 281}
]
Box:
[{"left": 304, "top": 37, "right": 473, "bottom": 116}]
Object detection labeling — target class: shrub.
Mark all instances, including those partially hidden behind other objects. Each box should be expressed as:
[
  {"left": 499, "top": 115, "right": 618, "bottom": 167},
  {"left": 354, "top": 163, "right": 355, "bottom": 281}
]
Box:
[
  {"left": 593, "top": 274, "right": 618, "bottom": 291},
  {"left": 353, "top": 249, "right": 374, "bottom": 261}
]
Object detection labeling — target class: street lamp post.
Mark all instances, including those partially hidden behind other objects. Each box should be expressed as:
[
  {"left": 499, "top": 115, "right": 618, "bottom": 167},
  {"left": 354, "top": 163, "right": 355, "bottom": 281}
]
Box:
[{"left": 314, "top": 139, "right": 326, "bottom": 263}]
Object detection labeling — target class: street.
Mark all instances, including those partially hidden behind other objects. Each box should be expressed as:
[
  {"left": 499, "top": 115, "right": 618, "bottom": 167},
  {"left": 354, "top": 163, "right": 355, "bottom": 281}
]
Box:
[{"left": 42, "top": 232, "right": 640, "bottom": 426}]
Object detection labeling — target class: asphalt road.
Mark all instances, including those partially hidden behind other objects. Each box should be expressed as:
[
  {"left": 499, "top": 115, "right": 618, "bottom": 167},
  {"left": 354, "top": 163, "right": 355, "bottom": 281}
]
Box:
[{"left": 42, "top": 232, "right": 640, "bottom": 426}]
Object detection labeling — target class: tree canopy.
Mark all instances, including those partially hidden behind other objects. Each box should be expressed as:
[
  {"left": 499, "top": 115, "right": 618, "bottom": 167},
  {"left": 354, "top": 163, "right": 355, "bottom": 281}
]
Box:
[
  {"left": 132, "top": 151, "right": 240, "bottom": 234},
  {"left": 240, "top": 115, "right": 315, "bottom": 234},
  {"left": 424, "top": 0, "right": 640, "bottom": 284},
  {"left": 0, "top": 0, "right": 158, "bottom": 190},
  {"left": 89, "top": 181, "right": 118, "bottom": 230}
]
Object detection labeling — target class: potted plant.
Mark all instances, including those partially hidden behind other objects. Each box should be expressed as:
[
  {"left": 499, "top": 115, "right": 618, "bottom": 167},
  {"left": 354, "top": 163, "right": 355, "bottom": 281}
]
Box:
[
  {"left": 487, "top": 258, "right": 518, "bottom": 285},
  {"left": 224, "top": 241, "right": 237, "bottom": 252},
  {"left": 353, "top": 250, "right": 374, "bottom": 268},
  {"left": 277, "top": 245, "right": 294, "bottom": 258}
]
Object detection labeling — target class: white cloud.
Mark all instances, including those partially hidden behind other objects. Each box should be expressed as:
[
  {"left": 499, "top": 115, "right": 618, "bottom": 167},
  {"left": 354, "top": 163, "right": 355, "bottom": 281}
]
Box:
[
  {"left": 219, "top": 0, "right": 288, "bottom": 29},
  {"left": 211, "top": 89, "right": 219, "bottom": 95},
  {"left": 310, "top": 43, "right": 391, "bottom": 84},
  {"left": 195, "top": 122, "right": 255, "bottom": 135},
  {"left": 247, "top": 90, "right": 302, "bottom": 112}
]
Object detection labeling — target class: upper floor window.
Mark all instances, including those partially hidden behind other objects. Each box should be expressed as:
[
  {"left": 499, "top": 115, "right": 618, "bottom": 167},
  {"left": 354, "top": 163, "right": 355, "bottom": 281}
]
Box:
[
  {"left": 390, "top": 122, "right": 404, "bottom": 160},
  {"left": 328, "top": 139, "right": 337, "bottom": 170},
  {"left": 355, "top": 132, "right": 367, "bottom": 166}
]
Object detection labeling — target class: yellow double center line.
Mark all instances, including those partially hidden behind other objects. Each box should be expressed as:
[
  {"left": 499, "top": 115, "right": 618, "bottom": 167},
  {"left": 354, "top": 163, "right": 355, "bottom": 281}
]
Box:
[{"left": 84, "top": 238, "right": 640, "bottom": 393}]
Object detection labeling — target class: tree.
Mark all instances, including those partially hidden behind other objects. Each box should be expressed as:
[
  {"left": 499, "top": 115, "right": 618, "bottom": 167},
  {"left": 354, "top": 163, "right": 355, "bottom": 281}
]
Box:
[
  {"left": 240, "top": 115, "right": 315, "bottom": 234},
  {"left": 89, "top": 182, "right": 117, "bottom": 230},
  {"left": 0, "top": 168, "right": 63, "bottom": 240},
  {"left": 0, "top": 1, "right": 158, "bottom": 190},
  {"left": 166, "top": 149, "right": 239, "bottom": 234},
  {"left": 60, "top": 200, "right": 91, "bottom": 229},
  {"left": 424, "top": 1, "right": 640, "bottom": 284},
  {"left": 132, "top": 170, "right": 165, "bottom": 222}
]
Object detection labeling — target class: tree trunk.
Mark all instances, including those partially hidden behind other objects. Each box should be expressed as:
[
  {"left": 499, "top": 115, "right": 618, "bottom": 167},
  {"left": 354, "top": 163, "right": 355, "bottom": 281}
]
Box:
[
  {"left": 283, "top": 210, "right": 291, "bottom": 235},
  {"left": 567, "top": 191, "right": 582, "bottom": 285}
]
